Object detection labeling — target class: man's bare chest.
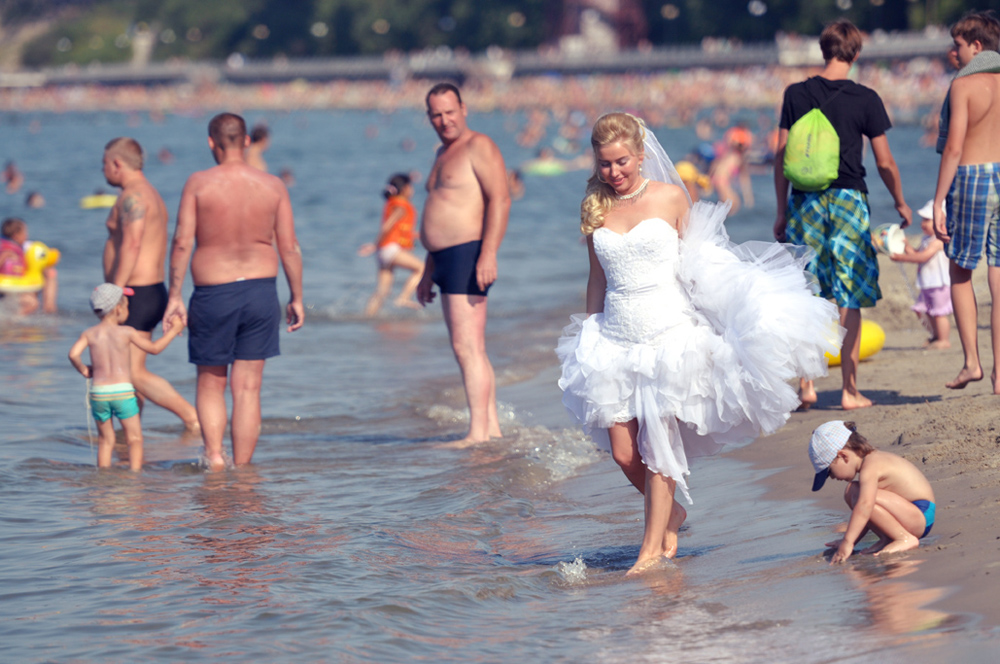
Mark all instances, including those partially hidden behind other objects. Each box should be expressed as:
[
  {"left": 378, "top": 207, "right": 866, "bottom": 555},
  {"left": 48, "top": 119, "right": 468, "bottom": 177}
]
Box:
[{"left": 429, "top": 150, "right": 475, "bottom": 191}]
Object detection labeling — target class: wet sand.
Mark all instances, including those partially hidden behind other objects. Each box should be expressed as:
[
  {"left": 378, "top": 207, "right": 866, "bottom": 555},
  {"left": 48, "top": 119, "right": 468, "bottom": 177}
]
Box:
[{"left": 730, "top": 252, "right": 1000, "bottom": 626}]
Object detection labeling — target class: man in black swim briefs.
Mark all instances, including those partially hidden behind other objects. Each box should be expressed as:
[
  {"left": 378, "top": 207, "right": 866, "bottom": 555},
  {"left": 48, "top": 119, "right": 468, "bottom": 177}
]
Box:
[
  {"left": 416, "top": 83, "right": 511, "bottom": 445},
  {"left": 102, "top": 137, "right": 199, "bottom": 432},
  {"left": 124, "top": 283, "right": 169, "bottom": 332},
  {"left": 430, "top": 240, "right": 491, "bottom": 297}
]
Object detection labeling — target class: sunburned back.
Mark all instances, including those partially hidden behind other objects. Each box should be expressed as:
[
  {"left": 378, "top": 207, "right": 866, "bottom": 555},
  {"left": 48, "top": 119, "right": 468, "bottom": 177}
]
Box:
[
  {"left": 189, "top": 163, "right": 283, "bottom": 285},
  {"left": 86, "top": 324, "right": 135, "bottom": 386},
  {"left": 865, "top": 450, "right": 935, "bottom": 503},
  {"left": 958, "top": 73, "right": 1000, "bottom": 165}
]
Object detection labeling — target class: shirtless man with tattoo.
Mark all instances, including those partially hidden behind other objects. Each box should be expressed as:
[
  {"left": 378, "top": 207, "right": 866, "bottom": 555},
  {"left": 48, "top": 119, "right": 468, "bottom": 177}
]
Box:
[{"left": 103, "top": 137, "right": 199, "bottom": 432}]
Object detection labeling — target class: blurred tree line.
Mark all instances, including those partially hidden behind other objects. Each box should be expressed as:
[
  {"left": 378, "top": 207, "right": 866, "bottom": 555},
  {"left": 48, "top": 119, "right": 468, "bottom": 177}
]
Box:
[{"left": 2, "top": 0, "right": 999, "bottom": 67}]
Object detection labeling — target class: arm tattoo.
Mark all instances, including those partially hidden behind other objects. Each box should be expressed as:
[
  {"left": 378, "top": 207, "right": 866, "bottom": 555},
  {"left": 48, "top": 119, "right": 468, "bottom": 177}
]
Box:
[{"left": 121, "top": 195, "right": 146, "bottom": 226}]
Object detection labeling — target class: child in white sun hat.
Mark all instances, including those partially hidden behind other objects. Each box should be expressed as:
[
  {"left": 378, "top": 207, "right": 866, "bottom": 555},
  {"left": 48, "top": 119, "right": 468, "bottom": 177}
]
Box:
[
  {"left": 890, "top": 200, "right": 952, "bottom": 348},
  {"left": 809, "top": 420, "right": 936, "bottom": 563}
]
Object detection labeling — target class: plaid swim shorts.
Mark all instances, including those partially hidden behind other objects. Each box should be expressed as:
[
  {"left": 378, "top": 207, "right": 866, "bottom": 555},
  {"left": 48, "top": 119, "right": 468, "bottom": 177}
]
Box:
[
  {"left": 945, "top": 163, "right": 1000, "bottom": 271},
  {"left": 786, "top": 188, "right": 881, "bottom": 309}
]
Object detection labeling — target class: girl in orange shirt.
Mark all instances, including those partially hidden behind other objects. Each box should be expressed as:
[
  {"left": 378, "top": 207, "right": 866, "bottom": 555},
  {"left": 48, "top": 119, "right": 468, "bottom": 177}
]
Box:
[{"left": 358, "top": 174, "right": 424, "bottom": 315}]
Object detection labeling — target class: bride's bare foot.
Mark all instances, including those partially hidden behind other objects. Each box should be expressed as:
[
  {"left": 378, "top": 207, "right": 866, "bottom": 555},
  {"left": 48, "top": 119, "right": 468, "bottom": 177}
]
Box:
[
  {"left": 436, "top": 435, "right": 489, "bottom": 449},
  {"left": 946, "top": 365, "right": 983, "bottom": 389},
  {"left": 626, "top": 554, "right": 666, "bottom": 576},
  {"left": 661, "top": 504, "right": 687, "bottom": 558},
  {"left": 841, "top": 391, "right": 873, "bottom": 410}
]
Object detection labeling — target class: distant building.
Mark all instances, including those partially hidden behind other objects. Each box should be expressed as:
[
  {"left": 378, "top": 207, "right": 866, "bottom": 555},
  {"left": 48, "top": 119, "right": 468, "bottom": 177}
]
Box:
[{"left": 550, "top": 0, "right": 648, "bottom": 54}]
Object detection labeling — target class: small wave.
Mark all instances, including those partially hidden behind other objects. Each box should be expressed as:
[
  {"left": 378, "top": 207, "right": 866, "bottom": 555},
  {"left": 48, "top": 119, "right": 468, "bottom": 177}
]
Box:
[
  {"left": 555, "top": 556, "right": 588, "bottom": 584},
  {"left": 509, "top": 425, "right": 601, "bottom": 482}
]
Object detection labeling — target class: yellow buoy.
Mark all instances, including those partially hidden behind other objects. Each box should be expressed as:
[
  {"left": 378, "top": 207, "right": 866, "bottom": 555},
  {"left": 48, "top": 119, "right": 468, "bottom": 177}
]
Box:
[
  {"left": 80, "top": 194, "right": 118, "bottom": 209},
  {"left": 826, "top": 319, "right": 885, "bottom": 367}
]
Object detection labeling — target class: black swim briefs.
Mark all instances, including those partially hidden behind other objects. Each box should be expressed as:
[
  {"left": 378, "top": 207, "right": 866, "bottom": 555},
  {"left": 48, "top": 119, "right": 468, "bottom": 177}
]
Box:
[
  {"left": 124, "top": 282, "right": 168, "bottom": 332},
  {"left": 430, "top": 240, "right": 492, "bottom": 296},
  {"left": 187, "top": 277, "right": 280, "bottom": 366}
]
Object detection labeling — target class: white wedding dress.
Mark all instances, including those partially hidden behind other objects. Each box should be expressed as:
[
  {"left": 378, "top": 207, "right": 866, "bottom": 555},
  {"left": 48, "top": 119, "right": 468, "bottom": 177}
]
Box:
[{"left": 557, "top": 202, "right": 842, "bottom": 503}]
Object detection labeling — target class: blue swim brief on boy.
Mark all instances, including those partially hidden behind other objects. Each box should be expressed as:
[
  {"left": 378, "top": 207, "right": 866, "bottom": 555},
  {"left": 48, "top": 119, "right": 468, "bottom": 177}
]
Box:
[
  {"left": 430, "top": 240, "right": 491, "bottom": 297},
  {"left": 945, "top": 163, "right": 1000, "bottom": 271},
  {"left": 89, "top": 383, "right": 140, "bottom": 423},
  {"left": 124, "top": 282, "right": 168, "bottom": 332},
  {"left": 913, "top": 499, "right": 936, "bottom": 538},
  {"left": 787, "top": 188, "right": 881, "bottom": 309},
  {"left": 187, "top": 277, "right": 280, "bottom": 366}
]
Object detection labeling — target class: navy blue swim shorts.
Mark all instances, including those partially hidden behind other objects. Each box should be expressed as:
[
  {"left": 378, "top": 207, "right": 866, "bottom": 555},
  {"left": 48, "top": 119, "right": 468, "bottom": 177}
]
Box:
[
  {"left": 430, "top": 240, "right": 492, "bottom": 296},
  {"left": 188, "top": 277, "right": 280, "bottom": 365}
]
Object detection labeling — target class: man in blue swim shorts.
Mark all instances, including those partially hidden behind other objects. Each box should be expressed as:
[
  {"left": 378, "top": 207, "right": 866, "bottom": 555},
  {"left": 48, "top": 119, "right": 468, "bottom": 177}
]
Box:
[
  {"left": 164, "top": 112, "right": 304, "bottom": 470},
  {"left": 774, "top": 20, "right": 911, "bottom": 411},
  {"left": 933, "top": 11, "right": 1000, "bottom": 393},
  {"left": 102, "top": 136, "right": 199, "bottom": 433},
  {"left": 416, "top": 83, "right": 511, "bottom": 444}
]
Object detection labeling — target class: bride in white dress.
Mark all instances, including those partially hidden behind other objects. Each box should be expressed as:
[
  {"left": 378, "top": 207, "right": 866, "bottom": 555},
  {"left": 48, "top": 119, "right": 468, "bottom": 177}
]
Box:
[{"left": 557, "top": 113, "right": 842, "bottom": 574}]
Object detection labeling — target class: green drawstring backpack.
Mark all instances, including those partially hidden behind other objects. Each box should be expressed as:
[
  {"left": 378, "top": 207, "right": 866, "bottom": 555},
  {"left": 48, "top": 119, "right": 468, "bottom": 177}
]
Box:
[{"left": 783, "top": 87, "right": 844, "bottom": 192}]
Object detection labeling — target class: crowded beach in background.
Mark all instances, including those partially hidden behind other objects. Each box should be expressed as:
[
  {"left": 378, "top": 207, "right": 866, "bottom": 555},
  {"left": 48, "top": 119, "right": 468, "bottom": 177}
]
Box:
[{"left": 0, "top": 58, "right": 954, "bottom": 125}]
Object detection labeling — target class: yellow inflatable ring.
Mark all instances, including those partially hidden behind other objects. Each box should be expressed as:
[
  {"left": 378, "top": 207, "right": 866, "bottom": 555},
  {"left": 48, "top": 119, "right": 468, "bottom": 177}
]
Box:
[
  {"left": 0, "top": 241, "right": 61, "bottom": 293},
  {"left": 80, "top": 194, "right": 118, "bottom": 209},
  {"left": 826, "top": 319, "right": 885, "bottom": 367}
]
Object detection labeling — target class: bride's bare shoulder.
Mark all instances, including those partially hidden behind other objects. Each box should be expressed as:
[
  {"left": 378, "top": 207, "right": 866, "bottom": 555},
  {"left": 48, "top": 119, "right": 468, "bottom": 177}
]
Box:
[
  {"left": 646, "top": 180, "right": 685, "bottom": 195},
  {"left": 645, "top": 181, "right": 689, "bottom": 207}
]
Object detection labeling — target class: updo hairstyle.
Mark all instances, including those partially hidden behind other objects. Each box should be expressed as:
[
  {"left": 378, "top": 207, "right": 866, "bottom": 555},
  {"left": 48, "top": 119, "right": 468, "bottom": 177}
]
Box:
[{"left": 580, "top": 112, "right": 646, "bottom": 235}]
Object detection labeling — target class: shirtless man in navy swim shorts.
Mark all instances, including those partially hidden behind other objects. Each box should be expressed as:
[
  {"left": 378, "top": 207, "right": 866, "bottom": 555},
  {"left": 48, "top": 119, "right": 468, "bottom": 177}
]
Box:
[
  {"left": 416, "top": 83, "right": 511, "bottom": 445},
  {"left": 103, "top": 137, "right": 199, "bottom": 433},
  {"left": 163, "top": 113, "right": 304, "bottom": 469}
]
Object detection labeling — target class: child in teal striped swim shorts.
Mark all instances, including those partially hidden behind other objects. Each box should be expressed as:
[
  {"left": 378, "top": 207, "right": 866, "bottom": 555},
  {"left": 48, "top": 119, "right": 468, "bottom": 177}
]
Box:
[{"left": 68, "top": 283, "right": 184, "bottom": 471}]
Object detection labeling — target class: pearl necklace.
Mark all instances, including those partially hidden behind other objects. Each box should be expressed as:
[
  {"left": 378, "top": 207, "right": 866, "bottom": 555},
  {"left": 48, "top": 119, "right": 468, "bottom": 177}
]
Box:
[{"left": 614, "top": 178, "right": 649, "bottom": 204}]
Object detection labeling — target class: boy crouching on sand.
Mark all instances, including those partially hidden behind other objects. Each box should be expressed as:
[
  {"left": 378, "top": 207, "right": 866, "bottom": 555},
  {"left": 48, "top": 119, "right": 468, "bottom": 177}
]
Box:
[
  {"left": 809, "top": 420, "right": 936, "bottom": 563},
  {"left": 68, "top": 283, "right": 184, "bottom": 471}
]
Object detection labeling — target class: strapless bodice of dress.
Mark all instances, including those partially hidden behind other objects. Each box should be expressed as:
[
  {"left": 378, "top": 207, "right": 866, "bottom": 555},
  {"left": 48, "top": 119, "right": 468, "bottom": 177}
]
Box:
[{"left": 593, "top": 218, "right": 690, "bottom": 344}]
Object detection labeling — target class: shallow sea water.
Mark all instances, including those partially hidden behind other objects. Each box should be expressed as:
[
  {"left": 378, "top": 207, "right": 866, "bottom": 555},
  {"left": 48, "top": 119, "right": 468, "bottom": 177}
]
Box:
[{"left": 1, "top": 109, "right": 998, "bottom": 662}]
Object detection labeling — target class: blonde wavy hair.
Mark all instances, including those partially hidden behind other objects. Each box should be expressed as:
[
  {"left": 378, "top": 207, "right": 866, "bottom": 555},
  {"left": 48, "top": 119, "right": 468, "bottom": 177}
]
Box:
[{"left": 580, "top": 112, "right": 646, "bottom": 235}]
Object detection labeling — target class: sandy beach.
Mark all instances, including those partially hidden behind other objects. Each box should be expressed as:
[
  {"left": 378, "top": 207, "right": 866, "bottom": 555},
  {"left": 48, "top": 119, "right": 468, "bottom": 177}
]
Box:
[{"left": 730, "top": 252, "right": 1000, "bottom": 626}]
